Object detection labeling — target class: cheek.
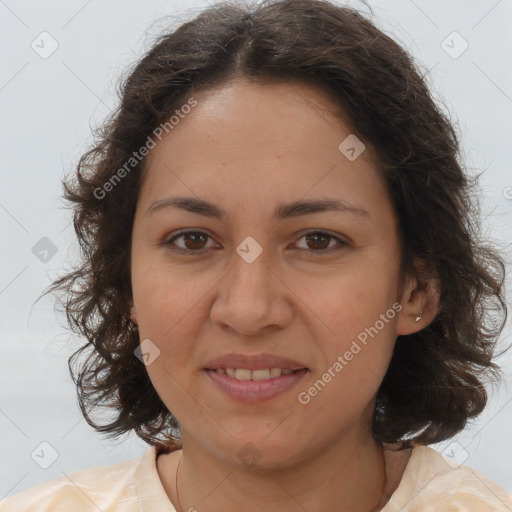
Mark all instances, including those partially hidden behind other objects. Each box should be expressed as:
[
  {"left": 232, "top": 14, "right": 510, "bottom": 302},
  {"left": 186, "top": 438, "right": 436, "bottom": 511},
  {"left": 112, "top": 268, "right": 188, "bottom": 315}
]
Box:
[
  {"left": 297, "top": 260, "right": 399, "bottom": 344},
  {"left": 131, "top": 261, "right": 211, "bottom": 375},
  {"left": 294, "top": 260, "right": 399, "bottom": 405},
  {"left": 297, "top": 318, "right": 397, "bottom": 431},
  {"left": 132, "top": 255, "right": 197, "bottom": 331}
]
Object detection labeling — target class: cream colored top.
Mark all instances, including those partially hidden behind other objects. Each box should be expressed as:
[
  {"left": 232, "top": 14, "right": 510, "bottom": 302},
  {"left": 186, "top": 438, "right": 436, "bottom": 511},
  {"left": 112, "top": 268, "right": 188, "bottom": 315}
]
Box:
[{"left": 1, "top": 445, "right": 511, "bottom": 511}]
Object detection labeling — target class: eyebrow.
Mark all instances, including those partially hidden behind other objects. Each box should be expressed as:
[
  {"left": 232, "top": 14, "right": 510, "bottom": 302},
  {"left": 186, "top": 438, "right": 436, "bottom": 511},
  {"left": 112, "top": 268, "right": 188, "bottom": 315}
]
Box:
[{"left": 146, "top": 196, "right": 371, "bottom": 221}]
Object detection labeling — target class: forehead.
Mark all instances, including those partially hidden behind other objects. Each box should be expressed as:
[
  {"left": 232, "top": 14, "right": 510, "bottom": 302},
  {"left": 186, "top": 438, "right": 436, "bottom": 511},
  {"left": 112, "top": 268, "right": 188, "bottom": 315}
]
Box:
[{"left": 138, "top": 79, "right": 388, "bottom": 220}]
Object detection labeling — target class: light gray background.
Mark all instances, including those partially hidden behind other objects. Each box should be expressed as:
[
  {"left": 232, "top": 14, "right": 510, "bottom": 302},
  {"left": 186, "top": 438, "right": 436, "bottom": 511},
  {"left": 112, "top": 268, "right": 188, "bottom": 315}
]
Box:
[{"left": 1, "top": 0, "right": 511, "bottom": 500}]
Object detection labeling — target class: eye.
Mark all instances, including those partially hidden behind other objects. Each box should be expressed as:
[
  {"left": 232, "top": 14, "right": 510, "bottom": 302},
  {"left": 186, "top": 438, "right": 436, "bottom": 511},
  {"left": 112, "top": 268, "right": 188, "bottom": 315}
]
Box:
[
  {"left": 293, "top": 230, "right": 348, "bottom": 253},
  {"left": 163, "top": 230, "right": 218, "bottom": 253},
  {"left": 162, "top": 229, "right": 348, "bottom": 255}
]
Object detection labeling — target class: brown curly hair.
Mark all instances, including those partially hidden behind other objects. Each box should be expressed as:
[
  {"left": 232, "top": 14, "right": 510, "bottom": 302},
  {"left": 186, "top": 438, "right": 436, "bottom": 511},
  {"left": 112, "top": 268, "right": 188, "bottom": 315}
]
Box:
[{"left": 42, "top": 0, "right": 508, "bottom": 453}]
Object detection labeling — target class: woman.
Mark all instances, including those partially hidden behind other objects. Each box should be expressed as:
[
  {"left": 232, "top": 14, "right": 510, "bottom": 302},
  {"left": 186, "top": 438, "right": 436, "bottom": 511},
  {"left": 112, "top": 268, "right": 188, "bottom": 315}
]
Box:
[{"left": 1, "top": 0, "right": 510, "bottom": 510}]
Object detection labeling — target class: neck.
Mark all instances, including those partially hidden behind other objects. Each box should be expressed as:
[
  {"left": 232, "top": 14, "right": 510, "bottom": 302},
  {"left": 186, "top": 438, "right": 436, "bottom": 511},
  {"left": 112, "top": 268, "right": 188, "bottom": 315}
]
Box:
[{"left": 161, "top": 429, "right": 389, "bottom": 512}]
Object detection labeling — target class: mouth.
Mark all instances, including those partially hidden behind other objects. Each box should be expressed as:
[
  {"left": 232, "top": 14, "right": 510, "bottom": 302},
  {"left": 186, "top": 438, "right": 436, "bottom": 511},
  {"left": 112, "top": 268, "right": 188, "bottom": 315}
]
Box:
[
  {"left": 203, "top": 367, "right": 309, "bottom": 402},
  {"left": 205, "top": 367, "right": 306, "bottom": 381}
]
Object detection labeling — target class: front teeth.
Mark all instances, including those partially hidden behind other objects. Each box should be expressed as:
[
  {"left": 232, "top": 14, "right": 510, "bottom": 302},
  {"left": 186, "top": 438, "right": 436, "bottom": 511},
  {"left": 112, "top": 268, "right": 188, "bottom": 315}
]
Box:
[{"left": 215, "top": 368, "right": 295, "bottom": 380}]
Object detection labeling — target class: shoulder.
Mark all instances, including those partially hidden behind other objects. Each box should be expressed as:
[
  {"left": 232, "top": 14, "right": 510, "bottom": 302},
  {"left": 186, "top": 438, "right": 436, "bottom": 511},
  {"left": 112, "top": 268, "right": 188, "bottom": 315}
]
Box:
[
  {"left": 0, "top": 447, "right": 156, "bottom": 512},
  {"left": 384, "top": 445, "right": 512, "bottom": 511}
]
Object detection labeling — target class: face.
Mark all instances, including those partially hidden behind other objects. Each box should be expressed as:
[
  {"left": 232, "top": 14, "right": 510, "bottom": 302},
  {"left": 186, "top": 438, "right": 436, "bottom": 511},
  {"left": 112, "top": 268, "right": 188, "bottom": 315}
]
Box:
[{"left": 130, "top": 78, "right": 418, "bottom": 467}]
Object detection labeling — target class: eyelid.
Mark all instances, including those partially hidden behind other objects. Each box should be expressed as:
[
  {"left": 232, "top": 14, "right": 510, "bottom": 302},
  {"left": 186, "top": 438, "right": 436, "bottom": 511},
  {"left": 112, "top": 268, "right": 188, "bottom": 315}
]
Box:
[
  {"left": 163, "top": 228, "right": 349, "bottom": 254},
  {"left": 292, "top": 229, "right": 349, "bottom": 252},
  {"left": 163, "top": 229, "right": 219, "bottom": 251}
]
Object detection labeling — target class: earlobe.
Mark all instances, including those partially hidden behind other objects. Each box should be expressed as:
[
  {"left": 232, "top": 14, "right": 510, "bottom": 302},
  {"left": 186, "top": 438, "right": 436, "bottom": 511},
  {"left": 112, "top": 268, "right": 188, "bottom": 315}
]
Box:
[{"left": 396, "top": 260, "right": 440, "bottom": 336}]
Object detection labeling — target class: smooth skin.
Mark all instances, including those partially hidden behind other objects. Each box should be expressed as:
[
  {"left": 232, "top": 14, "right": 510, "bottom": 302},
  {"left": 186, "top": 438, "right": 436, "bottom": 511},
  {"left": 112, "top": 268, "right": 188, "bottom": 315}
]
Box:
[{"left": 129, "top": 78, "right": 439, "bottom": 512}]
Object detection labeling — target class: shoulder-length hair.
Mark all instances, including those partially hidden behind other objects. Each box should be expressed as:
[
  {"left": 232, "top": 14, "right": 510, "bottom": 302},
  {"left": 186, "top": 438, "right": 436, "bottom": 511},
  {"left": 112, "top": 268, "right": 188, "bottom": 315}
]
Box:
[{"left": 43, "top": 0, "right": 508, "bottom": 452}]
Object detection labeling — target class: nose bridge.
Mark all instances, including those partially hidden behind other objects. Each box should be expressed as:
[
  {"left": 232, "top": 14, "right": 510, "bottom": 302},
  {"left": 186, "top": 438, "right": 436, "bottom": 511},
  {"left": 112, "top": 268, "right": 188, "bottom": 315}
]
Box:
[
  {"left": 228, "top": 236, "right": 274, "bottom": 302},
  {"left": 226, "top": 203, "right": 273, "bottom": 281},
  {"left": 210, "top": 234, "right": 293, "bottom": 333}
]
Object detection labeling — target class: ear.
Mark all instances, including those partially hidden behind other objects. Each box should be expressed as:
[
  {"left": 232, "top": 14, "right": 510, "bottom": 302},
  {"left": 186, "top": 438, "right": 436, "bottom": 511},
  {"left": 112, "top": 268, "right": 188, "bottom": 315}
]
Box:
[{"left": 396, "top": 258, "right": 440, "bottom": 336}]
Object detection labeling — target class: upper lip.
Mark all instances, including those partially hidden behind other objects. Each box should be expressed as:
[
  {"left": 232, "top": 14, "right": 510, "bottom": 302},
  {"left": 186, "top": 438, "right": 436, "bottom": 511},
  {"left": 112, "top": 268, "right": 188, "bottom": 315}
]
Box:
[{"left": 204, "top": 353, "right": 308, "bottom": 371}]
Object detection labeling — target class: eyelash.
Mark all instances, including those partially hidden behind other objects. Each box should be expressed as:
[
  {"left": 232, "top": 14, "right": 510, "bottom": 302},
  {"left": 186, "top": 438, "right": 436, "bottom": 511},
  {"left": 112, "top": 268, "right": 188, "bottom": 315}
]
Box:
[{"left": 161, "top": 230, "right": 349, "bottom": 255}]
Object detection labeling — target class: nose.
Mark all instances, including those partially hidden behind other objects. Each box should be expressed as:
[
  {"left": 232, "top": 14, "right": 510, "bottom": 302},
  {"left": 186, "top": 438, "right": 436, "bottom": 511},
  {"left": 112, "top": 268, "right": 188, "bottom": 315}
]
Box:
[{"left": 209, "top": 249, "right": 294, "bottom": 336}]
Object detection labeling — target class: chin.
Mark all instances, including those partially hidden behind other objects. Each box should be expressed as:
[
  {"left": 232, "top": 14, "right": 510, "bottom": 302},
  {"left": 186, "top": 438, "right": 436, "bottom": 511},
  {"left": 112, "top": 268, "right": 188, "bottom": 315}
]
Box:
[{"left": 208, "top": 435, "right": 308, "bottom": 470}]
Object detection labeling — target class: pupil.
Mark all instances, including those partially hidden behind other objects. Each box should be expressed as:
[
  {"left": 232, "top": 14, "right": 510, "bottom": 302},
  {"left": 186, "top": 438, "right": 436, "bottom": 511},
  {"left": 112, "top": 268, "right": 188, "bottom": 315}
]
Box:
[
  {"left": 307, "top": 233, "right": 329, "bottom": 250},
  {"left": 185, "top": 233, "right": 206, "bottom": 249}
]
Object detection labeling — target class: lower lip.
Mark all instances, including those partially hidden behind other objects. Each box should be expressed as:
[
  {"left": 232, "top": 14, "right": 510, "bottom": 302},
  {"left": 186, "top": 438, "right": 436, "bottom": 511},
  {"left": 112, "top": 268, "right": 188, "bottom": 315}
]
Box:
[{"left": 204, "top": 369, "right": 308, "bottom": 402}]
